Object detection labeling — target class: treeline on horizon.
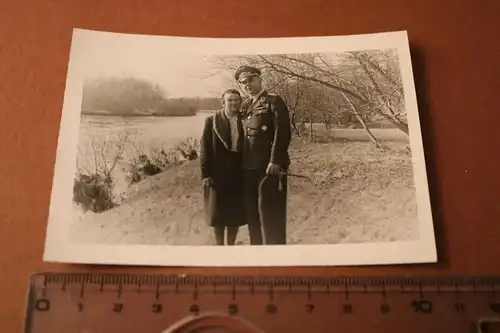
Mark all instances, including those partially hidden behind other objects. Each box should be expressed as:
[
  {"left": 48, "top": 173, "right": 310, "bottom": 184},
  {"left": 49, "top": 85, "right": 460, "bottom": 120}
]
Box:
[{"left": 81, "top": 77, "right": 222, "bottom": 117}]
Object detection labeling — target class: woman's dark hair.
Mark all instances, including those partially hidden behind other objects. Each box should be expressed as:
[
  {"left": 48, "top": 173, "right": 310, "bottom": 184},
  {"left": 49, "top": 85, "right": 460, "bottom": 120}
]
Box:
[{"left": 220, "top": 88, "right": 242, "bottom": 102}]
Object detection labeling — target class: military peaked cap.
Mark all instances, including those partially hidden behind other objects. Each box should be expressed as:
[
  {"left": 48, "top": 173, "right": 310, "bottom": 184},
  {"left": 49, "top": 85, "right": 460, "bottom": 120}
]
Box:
[{"left": 234, "top": 65, "right": 261, "bottom": 82}]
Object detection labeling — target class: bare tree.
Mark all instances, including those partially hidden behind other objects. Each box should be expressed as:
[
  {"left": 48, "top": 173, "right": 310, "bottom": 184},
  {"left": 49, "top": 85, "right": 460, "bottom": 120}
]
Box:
[
  {"left": 256, "top": 53, "right": 382, "bottom": 145},
  {"left": 76, "top": 127, "right": 133, "bottom": 180},
  {"left": 204, "top": 50, "right": 409, "bottom": 147},
  {"left": 343, "top": 51, "right": 409, "bottom": 135},
  {"left": 74, "top": 129, "right": 133, "bottom": 213}
]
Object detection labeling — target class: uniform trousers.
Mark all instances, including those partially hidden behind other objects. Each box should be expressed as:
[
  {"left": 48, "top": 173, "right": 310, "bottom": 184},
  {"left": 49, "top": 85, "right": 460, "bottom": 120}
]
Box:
[{"left": 243, "top": 168, "right": 288, "bottom": 245}]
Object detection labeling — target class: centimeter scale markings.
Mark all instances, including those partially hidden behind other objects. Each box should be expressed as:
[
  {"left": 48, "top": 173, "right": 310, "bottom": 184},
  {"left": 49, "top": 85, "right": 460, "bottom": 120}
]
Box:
[{"left": 24, "top": 273, "right": 500, "bottom": 333}]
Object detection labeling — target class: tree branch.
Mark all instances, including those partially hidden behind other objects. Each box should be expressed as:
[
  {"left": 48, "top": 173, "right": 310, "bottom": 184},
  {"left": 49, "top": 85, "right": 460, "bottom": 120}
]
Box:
[{"left": 257, "top": 55, "right": 369, "bottom": 103}]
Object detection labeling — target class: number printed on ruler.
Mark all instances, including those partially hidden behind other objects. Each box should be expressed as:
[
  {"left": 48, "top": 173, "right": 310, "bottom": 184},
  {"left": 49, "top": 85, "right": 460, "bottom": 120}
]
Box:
[{"left": 24, "top": 274, "right": 500, "bottom": 333}]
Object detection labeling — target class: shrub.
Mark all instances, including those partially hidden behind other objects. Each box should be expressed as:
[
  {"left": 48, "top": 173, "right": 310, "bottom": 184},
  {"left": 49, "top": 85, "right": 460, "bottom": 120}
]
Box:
[
  {"left": 126, "top": 151, "right": 172, "bottom": 184},
  {"left": 73, "top": 171, "right": 116, "bottom": 213},
  {"left": 73, "top": 136, "right": 202, "bottom": 213},
  {"left": 175, "top": 137, "right": 200, "bottom": 161},
  {"left": 125, "top": 137, "right": 200, "bottom": 185}
]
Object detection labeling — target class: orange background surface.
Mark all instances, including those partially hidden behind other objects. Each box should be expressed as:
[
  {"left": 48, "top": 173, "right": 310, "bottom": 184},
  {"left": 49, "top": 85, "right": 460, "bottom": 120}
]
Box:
[{"left": 1, "top": 0, "right": 499, "bottom": 331}]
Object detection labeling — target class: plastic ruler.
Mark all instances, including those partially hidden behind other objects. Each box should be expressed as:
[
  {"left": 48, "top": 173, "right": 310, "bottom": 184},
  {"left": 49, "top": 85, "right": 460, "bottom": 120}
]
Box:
[{"left": 23, "top": 272, "right": 500, "bottom": 332}]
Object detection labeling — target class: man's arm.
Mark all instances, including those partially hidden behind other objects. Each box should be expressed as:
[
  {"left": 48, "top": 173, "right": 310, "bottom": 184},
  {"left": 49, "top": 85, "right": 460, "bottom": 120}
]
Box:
[
  {"left": 270, "top": 95, "right": 292, "bottom": 167},
  {"left": 200, "top": 116, "right": 213, "bottom": 180}
]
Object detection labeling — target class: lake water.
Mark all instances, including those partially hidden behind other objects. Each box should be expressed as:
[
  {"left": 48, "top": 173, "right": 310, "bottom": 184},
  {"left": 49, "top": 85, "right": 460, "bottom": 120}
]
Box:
[{"left": 76, "top": 112, "right": 214, "bottom": 196}]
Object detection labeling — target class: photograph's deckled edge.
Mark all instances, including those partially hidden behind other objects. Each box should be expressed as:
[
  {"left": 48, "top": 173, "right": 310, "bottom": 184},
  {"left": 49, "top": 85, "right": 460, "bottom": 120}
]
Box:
[{"left": 43, "top": 28, "right": 437, "bottom": 267}]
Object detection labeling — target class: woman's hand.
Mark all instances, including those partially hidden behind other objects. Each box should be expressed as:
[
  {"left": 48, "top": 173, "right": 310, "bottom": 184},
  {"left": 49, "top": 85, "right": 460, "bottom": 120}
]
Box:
[{"left": 202, "top": 177, "right": 214, "bottom": 187}]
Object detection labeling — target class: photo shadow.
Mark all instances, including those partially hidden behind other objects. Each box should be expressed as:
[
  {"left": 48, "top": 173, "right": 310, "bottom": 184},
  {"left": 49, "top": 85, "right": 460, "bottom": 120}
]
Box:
[{"left": 409, "top": 44, "right": 449, "bottom": 269}]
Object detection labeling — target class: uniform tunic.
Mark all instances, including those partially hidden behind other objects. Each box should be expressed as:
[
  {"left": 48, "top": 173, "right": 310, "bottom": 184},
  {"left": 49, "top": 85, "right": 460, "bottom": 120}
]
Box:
[{"left": 240, "top": 90, "right": 292, "bottom": 245}]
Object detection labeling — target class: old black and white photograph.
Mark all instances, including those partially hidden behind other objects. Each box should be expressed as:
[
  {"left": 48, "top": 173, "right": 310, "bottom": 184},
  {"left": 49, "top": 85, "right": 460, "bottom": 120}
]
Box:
[{"left": 43, "top": 29, "right": 437, "bottom": 266}]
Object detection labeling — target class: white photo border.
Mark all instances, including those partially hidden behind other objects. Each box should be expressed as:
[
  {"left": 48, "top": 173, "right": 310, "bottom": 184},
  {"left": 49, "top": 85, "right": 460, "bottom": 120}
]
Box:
[{"left": 43, "top": 28, "right": 437, "bottom": 267}]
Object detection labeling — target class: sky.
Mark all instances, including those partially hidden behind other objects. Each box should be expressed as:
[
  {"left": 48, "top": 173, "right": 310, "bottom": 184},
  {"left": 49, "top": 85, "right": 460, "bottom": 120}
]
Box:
[
  {"left": 79, "top": 38, "right": 236, "bottom": 98},
  {"left": 73, "top": 30, "right": 374, "bottom": 99}
]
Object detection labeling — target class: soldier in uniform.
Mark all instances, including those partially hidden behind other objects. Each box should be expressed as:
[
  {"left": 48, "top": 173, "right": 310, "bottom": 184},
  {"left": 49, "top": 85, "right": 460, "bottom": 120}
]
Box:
[{"left": 234, "top": 65, "right": 292, "bottom": 245}]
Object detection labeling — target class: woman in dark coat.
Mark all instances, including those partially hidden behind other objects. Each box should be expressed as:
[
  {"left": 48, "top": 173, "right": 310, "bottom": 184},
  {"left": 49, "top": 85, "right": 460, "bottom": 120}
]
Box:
[{"left": 200, "top": 89, "right": 246, "bottom": 245}]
